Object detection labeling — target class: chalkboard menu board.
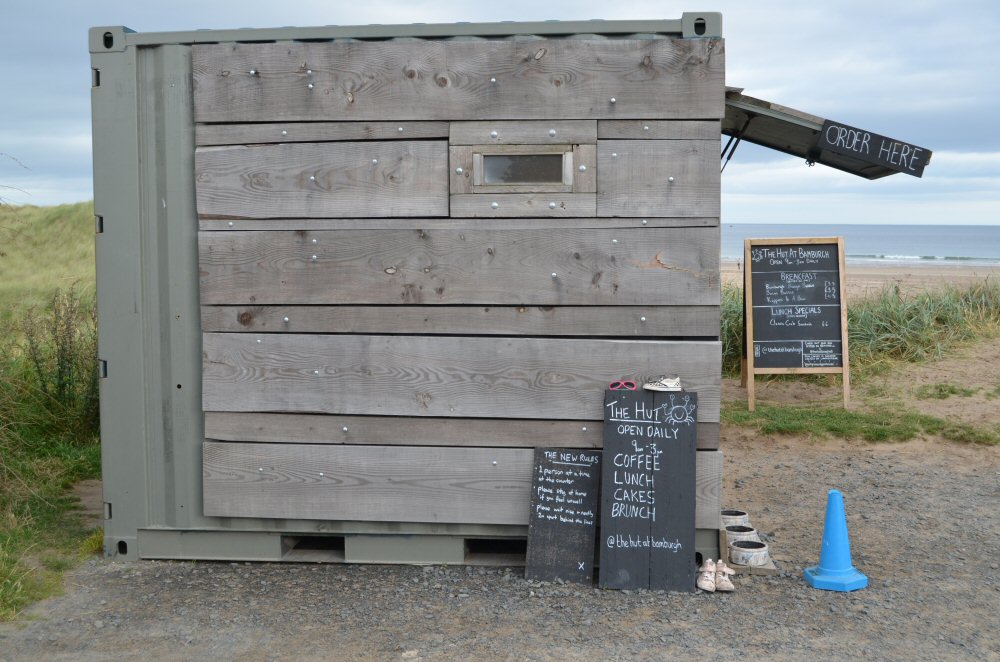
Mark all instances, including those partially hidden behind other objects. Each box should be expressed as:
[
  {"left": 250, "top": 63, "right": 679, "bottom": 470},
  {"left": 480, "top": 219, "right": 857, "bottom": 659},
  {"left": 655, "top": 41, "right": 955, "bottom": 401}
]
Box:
[
  {"left": 744, "top": 237, "right": 850, "bottom": 410},
  {"left": 525, "top": 448, "right": 601, "bottom": 584},
  {"left": 598, "top": 389, "right": 697, "bottom": 592}
]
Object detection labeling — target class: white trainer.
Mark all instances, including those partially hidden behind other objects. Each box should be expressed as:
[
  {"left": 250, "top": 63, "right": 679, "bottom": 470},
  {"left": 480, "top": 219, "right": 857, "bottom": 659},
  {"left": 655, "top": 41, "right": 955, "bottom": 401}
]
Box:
[{"left": 643, "top": 375, "right": 682, "bottom": 391}]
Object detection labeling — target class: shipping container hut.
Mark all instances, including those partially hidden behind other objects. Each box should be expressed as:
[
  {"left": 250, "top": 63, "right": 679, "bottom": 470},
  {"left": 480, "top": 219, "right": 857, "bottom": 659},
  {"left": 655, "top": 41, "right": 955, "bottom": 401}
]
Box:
[{"left": 91, "top": 15, "right": 916, "bottom": 566}]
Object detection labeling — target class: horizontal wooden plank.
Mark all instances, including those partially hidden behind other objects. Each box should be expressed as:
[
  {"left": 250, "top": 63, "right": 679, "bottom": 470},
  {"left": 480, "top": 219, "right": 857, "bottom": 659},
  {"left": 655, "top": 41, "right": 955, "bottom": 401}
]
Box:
[
  {"left": 200, "top": 304, "right": 720, "bottom": 337},
  {"left": 450, "top": 121, "right": 597, "bottom": 145},
  {"left": 198, "top": 217, "right": 720, "bottom": 231},
  {"left": 202, "top": 442, "right": 533, "bottom": 524},
  {"left": 598, "top": 120, "right": 720, "bottom": 140},
  {"left": 204, "top": 412, "right": 721, "bottom": 450},
  {"left": 598, "top": 140, "right": 720, "bottom": 217},
  {"left": 450, "top": 193, "right": 596, "bottom": 218},
  {"left": 192, "top": 39, "right": 724, "bottom": 122},
  {"left": 195, "top": 121, "right": 450, "bottom": 146},
  {"left": 195, "top": 141, "right": 448, "bottom": 218},
  {"left": 202, "top": 442, "right": 722, "bottom": 527},
  {"left": 202, "top": 334, "right": 721, "bottom": 421},
  {"left": 198, "top": 226, "right": 720, "bottom": 305}
]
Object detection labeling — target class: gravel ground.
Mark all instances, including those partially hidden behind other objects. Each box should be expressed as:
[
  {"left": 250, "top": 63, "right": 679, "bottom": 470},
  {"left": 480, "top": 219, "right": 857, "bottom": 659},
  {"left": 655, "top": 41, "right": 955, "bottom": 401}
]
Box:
[{"left": 2, "top": 428, "right": 996, "bottom": 661}]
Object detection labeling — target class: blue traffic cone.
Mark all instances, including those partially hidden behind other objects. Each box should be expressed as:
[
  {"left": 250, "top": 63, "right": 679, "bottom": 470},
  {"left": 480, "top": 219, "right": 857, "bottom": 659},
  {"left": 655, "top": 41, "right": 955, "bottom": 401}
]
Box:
[{"left": 804, "top": 489, "right": 868, "bottom": 592}]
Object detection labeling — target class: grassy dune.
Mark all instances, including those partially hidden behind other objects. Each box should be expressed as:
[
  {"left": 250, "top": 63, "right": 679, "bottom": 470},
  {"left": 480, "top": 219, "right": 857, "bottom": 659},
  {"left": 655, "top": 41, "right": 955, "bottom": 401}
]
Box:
[{"left": 0, "top": 202, "right": 95, "bottom": 324}]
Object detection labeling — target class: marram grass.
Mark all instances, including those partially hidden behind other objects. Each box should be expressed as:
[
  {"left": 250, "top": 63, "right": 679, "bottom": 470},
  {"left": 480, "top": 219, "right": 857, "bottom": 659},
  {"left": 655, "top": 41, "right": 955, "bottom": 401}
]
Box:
[
  {"left": 0, "top": 283, "right": 101, "bottom": 620},
  {"left": 721, "top": 280, "right": 1000, "bottom": 377}
]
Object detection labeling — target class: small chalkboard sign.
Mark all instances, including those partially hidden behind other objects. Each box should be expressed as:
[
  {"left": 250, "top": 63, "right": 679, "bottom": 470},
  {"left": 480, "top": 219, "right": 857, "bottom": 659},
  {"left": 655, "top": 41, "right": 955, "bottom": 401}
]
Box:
[
  {"left": 743, "top": 237, "right": 850, "bottom": 411},
  {"left": 525, "top": 448, "right": 601, "bottom": 584},
  {"left": 598, "top": 389, "right": 697, "bottom": 592}
]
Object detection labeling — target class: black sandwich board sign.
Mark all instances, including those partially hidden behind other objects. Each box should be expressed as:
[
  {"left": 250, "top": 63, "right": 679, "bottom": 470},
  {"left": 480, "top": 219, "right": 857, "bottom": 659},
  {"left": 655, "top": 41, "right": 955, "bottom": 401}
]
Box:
[
  {"left": 598, "top": 388, "right": 697, "bottom": 592},
  {"left": 743, "top": 237, "right": 850, "bottom": 411},
  {"left": 525, "top": 448, "right": 601, "bottom": 584},
  {"left": 817, "top": 120, "right": 931, "bottom": 178}
]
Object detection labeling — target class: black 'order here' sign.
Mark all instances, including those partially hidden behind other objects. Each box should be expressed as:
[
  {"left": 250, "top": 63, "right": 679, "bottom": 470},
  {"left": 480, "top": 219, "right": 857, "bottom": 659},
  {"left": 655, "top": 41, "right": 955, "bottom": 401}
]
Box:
[{"left": 818, "top": 119, "right": 931, "bottom": 178}]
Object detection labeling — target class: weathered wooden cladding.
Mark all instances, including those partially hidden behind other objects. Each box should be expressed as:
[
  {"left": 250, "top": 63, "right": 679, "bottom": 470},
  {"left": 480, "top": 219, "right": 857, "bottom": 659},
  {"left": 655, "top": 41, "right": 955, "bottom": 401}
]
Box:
[
  {"left": 195, "top": 141, "right": 448, "bottom": 218},
  {"left": 204, "top": 412, "right": 721, "bottom": 450},
  {"left": 198, "top": 226, "right": 720, "bottom": 306},
  {"left": 598, "top": 140, "right": 720, "bottom": 217},
  {"left": 200, "top": 304, "right": 721, "bottom": 337},
  {"left": 201, "top": 334, "right": 721, "bottom": 422},
  {"left": 187, "top": 27, "right": 726, "bottom": 549},
  {"left": 192, "top": 39, "right": 724, "bottom": 123},
  {"left": 195, "top": 121, "right": 450, "bottom": 146},
  {"left": 202, "top": 442, "right": 722, "bottom": 527}
]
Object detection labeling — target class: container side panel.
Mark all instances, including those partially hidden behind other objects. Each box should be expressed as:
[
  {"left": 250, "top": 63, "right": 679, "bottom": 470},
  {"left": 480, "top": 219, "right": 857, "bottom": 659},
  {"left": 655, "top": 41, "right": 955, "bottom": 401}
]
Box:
[
  {"left": 92, "top": 23, "right": 726, "bottom": 560},
  {"left": 92, "top": 44, "right": 146, "bottom": 559},
  {"left": 191, "top": 39, "right": 724, "bottom": 122},
  {"left": 201, "top": 335, "right": 721, "bottom": 421},
  {"left": 195, "top": 141, "right": 449, "bottom": 218},
  {"left": 198, "top": 226, "right": 719, "bottom": 306},
  {"left": 136, "top": 44, "right": 205, "bottom": 529}
]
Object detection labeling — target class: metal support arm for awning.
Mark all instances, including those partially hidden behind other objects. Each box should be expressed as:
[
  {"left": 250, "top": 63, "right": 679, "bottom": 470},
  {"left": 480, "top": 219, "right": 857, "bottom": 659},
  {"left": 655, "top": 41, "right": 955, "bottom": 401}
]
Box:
[{"left": 722, "top": 87, "right": 931, "bottom": 179}]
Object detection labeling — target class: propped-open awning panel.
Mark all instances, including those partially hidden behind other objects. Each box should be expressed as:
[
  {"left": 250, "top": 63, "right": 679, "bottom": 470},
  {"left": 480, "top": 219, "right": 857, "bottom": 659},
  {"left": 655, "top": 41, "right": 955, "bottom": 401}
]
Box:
[{"left": 723, "top": 87, "right": 931, "bottom": 179}]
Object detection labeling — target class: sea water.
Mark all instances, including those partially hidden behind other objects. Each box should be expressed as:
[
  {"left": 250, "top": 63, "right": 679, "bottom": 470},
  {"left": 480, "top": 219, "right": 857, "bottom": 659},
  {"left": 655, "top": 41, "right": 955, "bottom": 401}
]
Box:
[{"left": 721, "top": 224, "right": 1000, "bottom": 267}]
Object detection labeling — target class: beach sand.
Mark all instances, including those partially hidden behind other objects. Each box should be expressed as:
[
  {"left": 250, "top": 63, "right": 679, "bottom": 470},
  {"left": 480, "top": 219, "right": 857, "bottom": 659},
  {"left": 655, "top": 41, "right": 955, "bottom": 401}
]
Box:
[{"left": 722, "top": 260, "right": 1000, "bottom": 299}]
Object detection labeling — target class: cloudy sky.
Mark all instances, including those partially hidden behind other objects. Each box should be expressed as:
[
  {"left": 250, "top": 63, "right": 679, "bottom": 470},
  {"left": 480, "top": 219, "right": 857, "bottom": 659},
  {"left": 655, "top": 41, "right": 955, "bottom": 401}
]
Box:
[{"left": 1, "top": 0, "right": 997, "bottom": 224}]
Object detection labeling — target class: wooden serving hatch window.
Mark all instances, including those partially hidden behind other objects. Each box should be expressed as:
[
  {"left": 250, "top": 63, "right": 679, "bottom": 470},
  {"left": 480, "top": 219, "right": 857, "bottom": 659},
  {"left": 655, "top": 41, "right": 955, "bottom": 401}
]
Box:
[
  {"left": 471, "top": 145, "right": 575, "bottom": 193},
  {"left": 482, "top": 153, "right": 564, "bottom": 185}
]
